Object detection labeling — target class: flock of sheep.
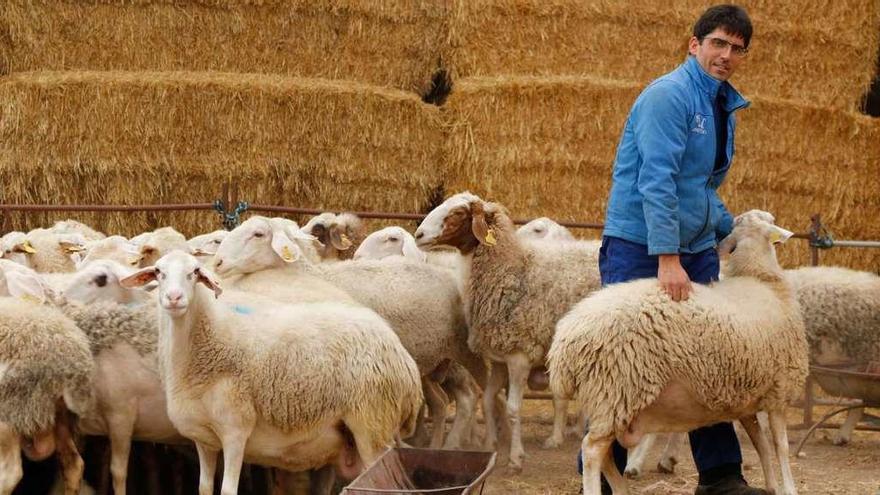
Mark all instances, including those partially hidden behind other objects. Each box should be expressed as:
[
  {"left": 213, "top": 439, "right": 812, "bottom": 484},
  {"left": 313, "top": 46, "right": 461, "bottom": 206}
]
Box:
[{"left": 0, "top": 191, "right": 878, "bottom": 495}]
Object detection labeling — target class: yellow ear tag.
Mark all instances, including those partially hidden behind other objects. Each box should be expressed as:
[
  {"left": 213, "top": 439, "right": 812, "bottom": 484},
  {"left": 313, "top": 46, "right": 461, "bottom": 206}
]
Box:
[
  {"left": 341, "top": 233, "right": 351, "bottom": 244},
  {"left": 281, "top": 245, "right": 296, "bottom": 262},
  {"left": 19, "top": 294, "right": 41, "bottom": 304},
  {"left": 769, "top": 230, "right": 782, "bottom": 244},
  {"left": 65, "top": 246, "right": 85, "bottom": 253},
  {"left": 22, "top": 242, "right": 37, "bottom": 254},
  {"left": 127, "top": 256, "right": 142, "bottom": 266},
  {"left": 484, "top": 228, "right": 497, "bottom": 246}
]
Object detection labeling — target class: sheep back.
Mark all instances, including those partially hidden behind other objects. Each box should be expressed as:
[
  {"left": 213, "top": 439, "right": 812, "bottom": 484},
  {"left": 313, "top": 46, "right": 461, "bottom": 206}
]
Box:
[
  {"left": 468, "top": 239, "right": 600, "bottom": 363},
  {"left": 59, "top": 300, "right": 158, "bottom": 357},
  {"left": 549, "top": 277, "right": 808, "bottom": 437},
  {"left": 318, "top": 259, "right": 467, "bottom": 375},
  {"left": 0, "top": 298, "right": 94, "bottom": 435},
  {"left": 786, "top": 266, "right": 880, "bottom": 364}
]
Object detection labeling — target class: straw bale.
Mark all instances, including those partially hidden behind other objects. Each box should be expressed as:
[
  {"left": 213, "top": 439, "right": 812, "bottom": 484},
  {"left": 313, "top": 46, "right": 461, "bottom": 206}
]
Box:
[
  {"left": 0, "top": 0, "right": 449, "bottom": 96},
  {"left": 443, "top": 75, "right": 880, "bottom": 271},
  {"left": 444, "top": 0, "right": 880, "bottom": 111},
  {"left": 0, "top": 70, "right": 444, "bottom": 237}
]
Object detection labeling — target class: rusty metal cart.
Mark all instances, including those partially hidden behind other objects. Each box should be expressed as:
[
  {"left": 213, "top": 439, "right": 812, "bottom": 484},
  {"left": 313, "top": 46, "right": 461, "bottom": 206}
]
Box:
[{"left": 342, "top": 448, "right": 496, "bottom": 494}]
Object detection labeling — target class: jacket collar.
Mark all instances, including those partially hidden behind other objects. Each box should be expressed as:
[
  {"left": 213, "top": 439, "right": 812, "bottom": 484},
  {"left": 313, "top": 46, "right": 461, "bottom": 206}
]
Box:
[{"left": 682, "top": 56, "right": 750, "bottom": 112}]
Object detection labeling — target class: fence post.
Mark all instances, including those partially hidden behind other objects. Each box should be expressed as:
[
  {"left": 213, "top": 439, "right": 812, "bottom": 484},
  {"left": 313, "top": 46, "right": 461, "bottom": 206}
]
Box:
[{"left": 809, "top": 213, "right": 821, "bottom": 267}]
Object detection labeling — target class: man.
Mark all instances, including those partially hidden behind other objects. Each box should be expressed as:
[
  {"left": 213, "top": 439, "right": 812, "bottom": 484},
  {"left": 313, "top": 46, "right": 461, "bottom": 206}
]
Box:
[{"left": 580, "top": 5, "right": 763, "bottom": 495}]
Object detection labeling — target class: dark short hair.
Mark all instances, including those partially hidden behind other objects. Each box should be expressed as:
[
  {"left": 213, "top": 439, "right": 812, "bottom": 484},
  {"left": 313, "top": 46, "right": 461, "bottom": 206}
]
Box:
[{"left": 693, "top": 4, "right": 753, "bottom": 48}]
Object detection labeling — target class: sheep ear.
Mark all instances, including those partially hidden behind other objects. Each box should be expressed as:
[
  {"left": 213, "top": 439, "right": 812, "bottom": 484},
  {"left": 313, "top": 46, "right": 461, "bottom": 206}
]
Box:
[
  {"left": 717, "top": 233, "right": 737, "bottom": 256},
  {"left": 270, "top": 229, "right": 302, "bottom": 263},
  {"left": 470, "top": 202, "right": 496, "bottom": 246},
  {"left": 328, "top": 226, "right": 353, "bottom": 250},
  {"left": 769, "top": 226, "right": 794, "bottom": 245},
  {"left": 5, "top": 271, "right": 47, "bottom": 303},
  {"left": 401, "top": 234, "right": 427, "bottom": 262},
  {"left": 120, "top": 267, "right": 158, "bottom": 288},
  {"left": 195, "top": 267, "right": 223, "bottom": 299},
  {"left": 13, "top": 240, "right": 37, "bottom": 254}
]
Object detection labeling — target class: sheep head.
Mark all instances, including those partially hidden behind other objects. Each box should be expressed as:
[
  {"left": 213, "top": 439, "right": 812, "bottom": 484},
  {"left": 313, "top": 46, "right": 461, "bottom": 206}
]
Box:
[
  {"left": 62, "top": 259, "right": 140, "bottom": 304},
  {"left": 353, "top": 226, "right": 426, "bottom": 262},
  {"left": 212, "top": 216, "right": 316, "bottom": 277},
  {"left": 516, "top": 217, "right": 575, "bottom": 241},
  {"left": 718, "top": 210, "right": 793, "bottom": 279},
  {"left": 303, "top": 212, "right": 364, "bottom": 260},
  {"left": 121, "top": 251, "right": 222, "bottom": 318},
  {"left": 415, "top": 192, "right": 505, "bottom": 254}
]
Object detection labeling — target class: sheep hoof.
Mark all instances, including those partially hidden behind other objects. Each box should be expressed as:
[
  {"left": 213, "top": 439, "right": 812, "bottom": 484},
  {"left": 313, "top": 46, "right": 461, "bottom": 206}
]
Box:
[
  {"left": 542, "top": 436, "right": 563, "bottom": 449},
  {"left": 624, "top": 467, "right": 641, "bottom": 479},
  {"left": 831, "top": 436, "right": 849, "bottom": 446},
  {"left": 657, "top": 457, "right": 677, "bottom": 474}
]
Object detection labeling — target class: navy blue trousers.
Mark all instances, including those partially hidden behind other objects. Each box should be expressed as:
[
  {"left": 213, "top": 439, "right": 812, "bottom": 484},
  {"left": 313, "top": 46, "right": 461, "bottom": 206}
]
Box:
[{"left": 577, "top": 236, "right": 743, "bottom": 476}]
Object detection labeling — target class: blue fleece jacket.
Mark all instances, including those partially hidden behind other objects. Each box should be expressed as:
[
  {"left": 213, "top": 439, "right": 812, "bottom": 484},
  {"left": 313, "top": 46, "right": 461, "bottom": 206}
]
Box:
[{"left": 603, "top": 56, "right": 749, "bottom": 255}]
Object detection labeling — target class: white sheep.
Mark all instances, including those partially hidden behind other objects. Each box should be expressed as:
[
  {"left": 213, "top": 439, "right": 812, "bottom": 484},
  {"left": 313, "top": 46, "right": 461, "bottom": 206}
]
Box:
[
  {"left": 74, "top": 236, "right": 142, "bottom": 269},
  {"left": 516, "top": 217, "right": 576, "bottom": 241},
  {"left": 0, "top": 264, "right": 94, "bottom": 495},
  {"left": 214, "top": 217, "right": 485, "bottom": 450},
  {"left": 50, "top": 220, "right": 106, "bottom": 242},
  {"left": 785, "top": 265, "right": 880, "bottom": 445},
  {"left": 548, "top": 210, "right": 809, "bottom": 495},
  {"left": 120, "top": 251, "right": 423, "bottom": 495},
  {"left": 129, "top": 227, "right": 190, "bottom": 267},
  {"left": 187, "top": 230, "right": 229, "bottom": 263},
  {"left": 414, "top": 192, "right": 603, "bottom": 471},
  {"left": 302, "top": 212, "right": 366, "bottom": 262},
  {"left": 2, "top": 228, "right": 87, "bottom": 273},
  {"left": 353, "top": 226, "right": 464, "bottom": 276}
]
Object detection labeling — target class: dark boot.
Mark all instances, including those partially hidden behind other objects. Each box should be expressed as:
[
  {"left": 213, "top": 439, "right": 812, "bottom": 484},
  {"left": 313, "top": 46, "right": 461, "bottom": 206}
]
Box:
[{"left": 694, "top": 474, "right": 771, "bottom": 495}]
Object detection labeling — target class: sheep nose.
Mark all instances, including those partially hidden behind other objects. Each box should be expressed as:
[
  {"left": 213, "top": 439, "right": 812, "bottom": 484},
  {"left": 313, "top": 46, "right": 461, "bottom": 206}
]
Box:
[
  {"left": 167, "top": 290, "right": 183, "bottom": 304},
  {"left": 214, "top": 258, "right": 223, "bottom": 269},
  {"left": 414, "top": 230, "right": 424, "bottom": 240}
]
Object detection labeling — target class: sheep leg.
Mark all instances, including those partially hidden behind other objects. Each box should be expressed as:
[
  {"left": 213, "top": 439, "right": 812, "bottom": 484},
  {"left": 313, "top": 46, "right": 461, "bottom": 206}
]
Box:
[
  {"left": 505, "top": 353, "right": 531, "bottom": 472},
  {"left": 54, "top": 410, "right": 84, "bottom": 495},
  {"left": 410, "top": 405, "right": 429, "bottom": 447},
  {"left": 442, "top": 378, "right": 477, "bottom": 450},
  {"left": 219, "top": 430, "right": 250, "bottom": 495},
  {"left": 542, "top": 394, "right": 568, "bottom": 449},
  {"left": 581, "top": 433, "right": 613, "bottom": 495},
  {"left": 768, "top": 410, "right": 798, "bottom": 495},
  {"left": 657, "top": 432, "right": 684, "bottom": 473},
  {"left": 832, "top": 407, "right": 863, "bottom": 446},
  {"left": 424, "top": 379, "right": 449, "bottom": 449},
  {"left": 309, "top": 465, "right": 336, "bottom": 495},
  {"left": 739, "top": 414, "right": 780, "bottom": 494},
  {"left": 482, "top": 361, "right": 506, "bottom": 451},
  {"left": 623, "top": 433, "right": 655, "bottom": 478},
  {"left": 107, "top": 409, "right": 137, "bottom": 495},
  {"left": 195, "top": 442, "right": 218, "bottom": 495},
  {"left": 602, "top": 443, "right": 630, "bottom": 494},
  {"left": 0, "top": 423, "right": 22, "bottom": 495}
]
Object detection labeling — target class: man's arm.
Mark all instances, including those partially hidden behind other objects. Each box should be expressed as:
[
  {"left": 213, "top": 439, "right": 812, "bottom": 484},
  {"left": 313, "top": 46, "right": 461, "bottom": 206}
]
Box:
[
  {"left": 633, "top": 82, "right": 693, "bottom": 301},
  {"left": 711, "top": 190, "right": 735, "bottom": 242}
]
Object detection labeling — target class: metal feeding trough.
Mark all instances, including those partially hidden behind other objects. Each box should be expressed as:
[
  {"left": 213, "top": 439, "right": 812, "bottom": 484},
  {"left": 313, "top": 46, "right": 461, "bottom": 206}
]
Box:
[
  {"left": 342, "top": 448, "right": 496, "bottom": 494},
  {"left": 795, "top": 362, "right": 880, "bottom": 455}
]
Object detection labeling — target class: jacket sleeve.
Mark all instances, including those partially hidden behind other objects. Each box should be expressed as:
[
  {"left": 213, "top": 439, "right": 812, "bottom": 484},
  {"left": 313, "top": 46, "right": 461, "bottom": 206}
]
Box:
[
  {"left": 633, "top": 81, "right": 690, "bottom": 255},
  {"left": 712, "top": 191, "right": 734, "bottom": 242}
]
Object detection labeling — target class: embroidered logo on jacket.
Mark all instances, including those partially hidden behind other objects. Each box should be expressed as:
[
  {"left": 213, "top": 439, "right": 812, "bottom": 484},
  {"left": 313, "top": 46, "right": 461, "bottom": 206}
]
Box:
[{"left": 691, "top": 114, "right": 708, "bottom": 134}]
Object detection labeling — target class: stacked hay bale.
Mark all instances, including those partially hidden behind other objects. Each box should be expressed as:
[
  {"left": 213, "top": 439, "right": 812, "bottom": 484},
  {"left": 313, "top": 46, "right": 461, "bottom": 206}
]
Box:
[
  {"left": 0, "top": 0, "right": 448, "bottom": 236},
  {"left": 441, "top": 0, "right": 880, "bottom": 269}
]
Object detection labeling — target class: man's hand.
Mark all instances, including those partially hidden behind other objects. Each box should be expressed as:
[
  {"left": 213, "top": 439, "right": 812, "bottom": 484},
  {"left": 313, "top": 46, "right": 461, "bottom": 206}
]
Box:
[{"left": 658, "top": 254, "right": 692, "bottom": 301}]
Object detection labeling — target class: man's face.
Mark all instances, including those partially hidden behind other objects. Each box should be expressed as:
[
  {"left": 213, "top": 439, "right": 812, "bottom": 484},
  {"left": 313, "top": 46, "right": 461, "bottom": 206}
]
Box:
[{"left": 688, "top": 27, "right": 748, "bottom": 81}]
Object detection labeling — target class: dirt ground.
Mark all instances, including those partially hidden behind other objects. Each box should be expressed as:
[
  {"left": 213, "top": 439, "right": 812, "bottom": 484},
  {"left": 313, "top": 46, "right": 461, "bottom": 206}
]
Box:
[{"left": 477, "top": 401, "right": 880, "bottom": 495}]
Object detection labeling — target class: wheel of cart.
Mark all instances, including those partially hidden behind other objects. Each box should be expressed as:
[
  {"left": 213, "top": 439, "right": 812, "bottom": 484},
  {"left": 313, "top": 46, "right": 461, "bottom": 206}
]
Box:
[
  {"left": 342, "top": 448, "right": 496, "bottom": 494},
  {"left": 794, "top": 362, "right": 880, "bottom": 456}
]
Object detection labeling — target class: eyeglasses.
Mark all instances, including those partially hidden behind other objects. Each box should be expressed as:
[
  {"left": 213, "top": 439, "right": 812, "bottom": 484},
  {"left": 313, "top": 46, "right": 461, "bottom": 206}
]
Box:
[{"left": 702, "top": 36, "right": 749, "bottom": 57}]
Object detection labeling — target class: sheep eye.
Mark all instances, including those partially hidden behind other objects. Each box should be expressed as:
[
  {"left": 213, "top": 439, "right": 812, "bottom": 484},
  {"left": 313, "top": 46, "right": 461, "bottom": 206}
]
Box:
[
  {"left": 253, "top": 231, "right": 265, "bottom": 238},
  {"left": 387, "top": 237, "right": 399, "bottom": 243},
  {"left": 213, "top": 239, "right": 222, "bottom": 244}
]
